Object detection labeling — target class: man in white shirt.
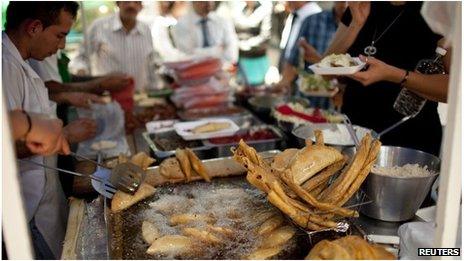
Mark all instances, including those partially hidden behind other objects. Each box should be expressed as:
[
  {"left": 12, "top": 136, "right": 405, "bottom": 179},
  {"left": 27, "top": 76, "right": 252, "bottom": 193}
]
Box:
[
  {"left": 2, "top": 2, "right": 96, "bottom": 258},
  {"left": 173, "top": 2, "right": 239, "bottom": 66},
  {"left": 70, "top": 1, "right": 154, "bottom": 91},
  {"left": 151, "top": 2, "right": 188, "bottom": 62},
  {"left": 279, "top": 1, "right": 321, "bottom": 70}
]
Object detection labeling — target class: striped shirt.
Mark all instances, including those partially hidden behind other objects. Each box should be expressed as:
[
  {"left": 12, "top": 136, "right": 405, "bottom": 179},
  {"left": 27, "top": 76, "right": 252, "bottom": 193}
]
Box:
[
  {"left": 69, "top": 13, "right": 154, "bottom": 90},
  {"left": 287, "top": 9, "right": 338, "bottom": 68}
]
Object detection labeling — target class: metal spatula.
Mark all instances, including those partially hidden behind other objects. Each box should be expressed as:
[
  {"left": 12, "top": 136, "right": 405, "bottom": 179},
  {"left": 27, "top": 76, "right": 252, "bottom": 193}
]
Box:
[
  {"left": 109, "top": 162, "right": 146, "bottom": 194},
  {"left": 69, "top": 151, "right": 145, "bottom": 195}
]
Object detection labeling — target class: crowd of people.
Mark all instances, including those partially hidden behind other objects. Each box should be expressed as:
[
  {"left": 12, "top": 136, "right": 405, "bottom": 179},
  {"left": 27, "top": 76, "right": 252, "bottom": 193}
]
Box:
[{"left": 2, "top": 1, "right": 453, "bottom": 259}]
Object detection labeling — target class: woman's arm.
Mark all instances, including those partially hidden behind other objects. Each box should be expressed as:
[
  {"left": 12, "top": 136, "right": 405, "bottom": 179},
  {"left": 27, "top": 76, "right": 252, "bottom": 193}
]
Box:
[
  {"left": 349, "top": 55, "right": 450, "bottom": 103},
  {"left": 300, "top": 2, "right": 370, "bottom": 63}
]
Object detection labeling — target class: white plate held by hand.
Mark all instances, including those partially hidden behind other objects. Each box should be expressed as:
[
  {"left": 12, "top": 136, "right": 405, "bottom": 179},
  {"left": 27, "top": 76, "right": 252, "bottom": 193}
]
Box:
[
  {"left": 309, "top": 57, "right": 365, "bottom": 75},
  {"left": 174, "top": 118, "right": 239, "bottom": 140}
]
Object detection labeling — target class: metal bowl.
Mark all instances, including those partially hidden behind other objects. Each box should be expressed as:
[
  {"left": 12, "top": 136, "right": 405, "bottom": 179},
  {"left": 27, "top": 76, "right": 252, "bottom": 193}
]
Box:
[
  {"left": 345, "top": 146, "right": 440, "bottom": 222},
  {"left": 291, "top": 123, "right": 376, "bottom": 151}
]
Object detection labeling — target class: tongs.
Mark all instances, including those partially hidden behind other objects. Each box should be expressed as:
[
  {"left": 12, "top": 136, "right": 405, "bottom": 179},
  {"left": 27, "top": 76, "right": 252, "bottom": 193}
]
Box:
[{"left": 342, "top": 114, "right": 360, "bottom": 147}]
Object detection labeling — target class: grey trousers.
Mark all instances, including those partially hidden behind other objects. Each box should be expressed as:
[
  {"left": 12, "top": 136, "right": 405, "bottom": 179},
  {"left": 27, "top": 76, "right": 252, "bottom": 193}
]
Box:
[{"left": 29, "top": 218, "right": 55, "bottom": 260}]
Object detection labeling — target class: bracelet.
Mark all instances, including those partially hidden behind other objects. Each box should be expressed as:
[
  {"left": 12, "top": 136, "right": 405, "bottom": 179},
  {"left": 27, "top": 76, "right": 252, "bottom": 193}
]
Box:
[
  {"left": 399, "top": 70, "right": 410, "bottom": 86},
  {"left": 21, "top": 110, "right": 32, "bottom": 141}
]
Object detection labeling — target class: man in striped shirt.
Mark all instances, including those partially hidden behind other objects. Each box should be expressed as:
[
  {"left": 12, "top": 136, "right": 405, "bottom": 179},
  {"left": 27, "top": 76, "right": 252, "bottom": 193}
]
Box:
[{"left": 70, "top": 1, "right": 155, "bottom": 91}]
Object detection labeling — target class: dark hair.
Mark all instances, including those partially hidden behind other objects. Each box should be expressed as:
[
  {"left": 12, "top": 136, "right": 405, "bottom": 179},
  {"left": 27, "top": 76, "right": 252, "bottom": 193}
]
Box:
[{"left": 5, "top": 1, "right": 79, "bottom": 31}]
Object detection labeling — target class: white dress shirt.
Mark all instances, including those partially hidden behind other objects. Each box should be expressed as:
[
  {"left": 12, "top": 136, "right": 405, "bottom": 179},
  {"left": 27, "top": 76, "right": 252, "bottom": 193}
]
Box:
[
  {"left": 28, "top": 53, "right": 62, "bottom": 83},
  {"left": 232, "top": 1, "right": 273, "bottom": 52},
  {"left": 2, "top": 32, "right": 67, "bottom": 258},
  {"left": 280, "top": 2, "right": 322, "bottom": 59},
  {"left": 173, "top": 10, "right": 239, "bottom": 64},
  {"left": 69, "top": 13, "right": 154, "bottom": 90},
  {"left": 151, "top": 15, "right": 187, "bottom": 62}
]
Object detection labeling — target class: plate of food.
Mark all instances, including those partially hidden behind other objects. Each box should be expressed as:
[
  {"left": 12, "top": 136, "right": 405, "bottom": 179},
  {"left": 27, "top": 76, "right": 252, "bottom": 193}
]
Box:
[
  {"left": 174, "top": 118, "right": 240, "bottom": 140},
  {"left": 309, "top": 54, "right": 365, "bottom": 75},
  {"left": 299, "top": 74, "right": 339, "bottom": 97}
]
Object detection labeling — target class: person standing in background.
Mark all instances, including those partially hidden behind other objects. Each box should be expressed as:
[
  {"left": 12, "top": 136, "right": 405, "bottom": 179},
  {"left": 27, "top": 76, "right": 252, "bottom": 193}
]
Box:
[
  {"left": 69, "top": 1, "right": 154, "bottom": 91},
  {"left": 232, "top": 1, "right": 272, "bottom": 86},
  {"left": 278, "top": 1, "right": 321, "bottom": 71},
  {"left": 151, "top": 1, "right": 188, "bottom": 62},
  {"left": 173, "top": 1, "right": 239, "bottom": 68},
  {"left": 275, "top": 2, "right": 347, "bottom": 109}
]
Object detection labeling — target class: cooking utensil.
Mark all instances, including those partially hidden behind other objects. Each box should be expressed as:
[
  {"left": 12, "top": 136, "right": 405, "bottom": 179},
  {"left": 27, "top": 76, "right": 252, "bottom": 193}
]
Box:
[
  {"left": 345, "top": 146, "right": 440, "bottom": 222},
  {"left": 275, "top": 105, "right": 327, "bottom": 123},
  {"left": 69, "top": 151, "right": 110, "bottom": 169},
  {"left": 19, "top": 159, "right": 117, "bottom": 196},
  {"left": 342, "top": 114, "right": 360, "bottom": 147},
  {"left": 109, "top": 162, "right": 146, "bottom": 194},
  {"left": 377, "top": 115, "right": 412, "bottom": 139}
]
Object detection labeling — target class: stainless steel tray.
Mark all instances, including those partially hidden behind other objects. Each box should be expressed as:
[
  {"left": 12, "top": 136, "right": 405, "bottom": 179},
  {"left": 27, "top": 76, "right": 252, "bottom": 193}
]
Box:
[
  {"left": 177, "top": 106, "right": 249, "bottom": 121},
  {"left": 104, "top": 151, "right": 284, "bottom": 259},
  {"left": 142, "top": 130, "right": 214, "bottom": 160},
  {"left": 203, "top": 125, "right": 284, "bottom": 157},
  {"left": 142, "top": 114, "right": 264, "bottom": 160}
]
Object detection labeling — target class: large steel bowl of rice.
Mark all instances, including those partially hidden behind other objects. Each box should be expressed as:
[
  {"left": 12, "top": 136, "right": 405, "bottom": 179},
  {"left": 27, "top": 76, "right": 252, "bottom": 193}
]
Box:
[{"left": 345, "top": 146, "right": 440, "bottom": 222}]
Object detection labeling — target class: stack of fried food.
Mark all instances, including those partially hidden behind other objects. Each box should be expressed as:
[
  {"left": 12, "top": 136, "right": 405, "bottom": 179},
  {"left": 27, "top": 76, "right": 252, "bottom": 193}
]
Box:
[
  {"left": 232, "top": 131, "right": 381, "bottom": 231},
  {"left": 306, "top": 235, "right": 395, "bottom": 259},
  {"left": 158, "top": 148, "right": 211, "bottom": 182}
]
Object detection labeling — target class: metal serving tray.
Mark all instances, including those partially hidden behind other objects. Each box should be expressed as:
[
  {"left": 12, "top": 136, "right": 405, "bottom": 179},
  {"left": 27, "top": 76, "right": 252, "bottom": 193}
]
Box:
[
  {"left": 203, "top": 125, "right": 284, "bottom": 157},
  {"left": 142, "top": 130, "right": 214, "bottom": 160},
  {"left": 104, "top": 151, "right": 288, "bottom": 259},
  {"left": 142, "top": 114, "right": 264, "bottom": 160}
]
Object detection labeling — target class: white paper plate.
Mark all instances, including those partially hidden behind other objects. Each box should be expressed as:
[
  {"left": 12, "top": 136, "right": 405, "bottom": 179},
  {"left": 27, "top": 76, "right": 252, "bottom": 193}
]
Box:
[
  {"left": 174, "top": 118, "right": 239, "bottom": 140},
  {"left": 145, "top": 119, "right": 179, "bottom": 133},
  {"left": 309, "top": 57, "right": 365, "bottom": 75}
]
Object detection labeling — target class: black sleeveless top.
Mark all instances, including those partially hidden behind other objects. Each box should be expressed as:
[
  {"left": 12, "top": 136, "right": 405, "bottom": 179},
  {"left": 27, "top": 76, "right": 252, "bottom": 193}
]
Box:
[{"left": 340, "top": 2, "right": 442, "bottom": 156}]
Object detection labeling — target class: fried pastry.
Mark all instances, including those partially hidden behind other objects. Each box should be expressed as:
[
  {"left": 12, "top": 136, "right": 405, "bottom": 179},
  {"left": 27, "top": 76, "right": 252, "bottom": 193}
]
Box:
[{"left": 111, "top": 183, "right": 156, "bottom": 212}]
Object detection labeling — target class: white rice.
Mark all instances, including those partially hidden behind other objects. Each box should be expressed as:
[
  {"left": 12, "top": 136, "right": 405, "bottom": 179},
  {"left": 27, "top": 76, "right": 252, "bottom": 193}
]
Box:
[{"left": 372, "top": 164, "right": 435, "bottom": 178}]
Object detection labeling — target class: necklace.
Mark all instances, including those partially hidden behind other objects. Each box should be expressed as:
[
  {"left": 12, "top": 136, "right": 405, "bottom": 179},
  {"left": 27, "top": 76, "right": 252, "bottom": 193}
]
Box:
[{"left": 364, "top": 8, "right": 406, "bottom": 56}]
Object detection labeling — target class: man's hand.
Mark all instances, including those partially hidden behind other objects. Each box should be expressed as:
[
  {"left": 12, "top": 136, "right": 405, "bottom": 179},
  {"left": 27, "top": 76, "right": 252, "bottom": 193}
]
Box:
[
  {"left": 298, "top": 38, "right": 322, "bottom": 64},
  {"left": 348, "top": 55, "right": 403, "bottom": 86},
  {"left": 98, "top": 73, "right": 132, "bottom": 92},
  {"left": 349, "top": 1, "right": 371, "bottom": 27},
  {"left": 63, "top": 118, "right": 97, "bottom": 144},
  {"left": 25, "top": 114, "right": 70, "bottom": 156},
  {"left": 62, "top": 92, "right": 105, "bottom": 108}
]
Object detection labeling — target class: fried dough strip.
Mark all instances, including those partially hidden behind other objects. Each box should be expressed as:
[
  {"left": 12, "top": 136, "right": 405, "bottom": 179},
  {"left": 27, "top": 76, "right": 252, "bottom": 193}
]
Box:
[
  {"left": 281, "top": 173, "right": 358, "bottom": 217},
  {"left": 302, "top": 157, "right": 347, "bottom": 193},
  {"left": 337, "top": 140, "right": 381, "bottom": 206},
  {"left": 270, "top": 181, "right": 339, "bottom": 228},
  {"left": 309, "top": 181, "right": 328, "bottom": 198},
  {"left": 318, "top": 134, "right": 372, "bottom": 203},
  {"left": 271, "top": 180, "right": 310, "bottom": 213},
  {"left": 267, "top": 190, "right": 322, "bottom": 231},
  {"left": 175, "top": 148, "right": 192, "bottom": 181},
  {"left": 234, "top": 139, "right": 267, "bottom": 166},
  {"left": 185, "top": 148, "right": 211, "bottom": 182},
  {"left": 314, "top": 130, "right": 324, "bottom": 145}
]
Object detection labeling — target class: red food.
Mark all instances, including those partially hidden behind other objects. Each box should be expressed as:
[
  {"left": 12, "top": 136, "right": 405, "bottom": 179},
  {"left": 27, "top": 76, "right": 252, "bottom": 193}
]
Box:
[
  {"left": 209, "top": 129, "right": 276, "bottom": 144},
  {"left": 167, "top": 57, "right": 222, "bottom": 81},
  {"left": 183, "top": 93, "right": 230, "bottom": 109}
]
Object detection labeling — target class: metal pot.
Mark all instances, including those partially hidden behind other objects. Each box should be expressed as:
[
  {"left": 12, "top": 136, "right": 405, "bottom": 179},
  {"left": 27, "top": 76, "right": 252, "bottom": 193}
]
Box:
[{"left": 345, "top": 146, "right": 440, "bottom": 222}]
